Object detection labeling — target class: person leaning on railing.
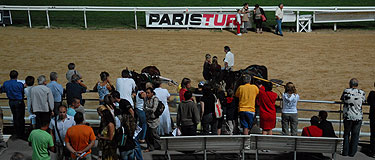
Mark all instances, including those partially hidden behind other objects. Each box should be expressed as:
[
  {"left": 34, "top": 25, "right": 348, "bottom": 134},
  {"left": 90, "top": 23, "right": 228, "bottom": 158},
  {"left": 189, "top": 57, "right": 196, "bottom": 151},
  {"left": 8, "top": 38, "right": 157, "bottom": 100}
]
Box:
[
  {"left": 340, "top": 78, "right": 365, "bottom": 157},
  {"left": 0, "top": 70, "right": 25, "bottom": 139},
  {"left": 281, "top": 82, "right": 299, "bottom": 136}
]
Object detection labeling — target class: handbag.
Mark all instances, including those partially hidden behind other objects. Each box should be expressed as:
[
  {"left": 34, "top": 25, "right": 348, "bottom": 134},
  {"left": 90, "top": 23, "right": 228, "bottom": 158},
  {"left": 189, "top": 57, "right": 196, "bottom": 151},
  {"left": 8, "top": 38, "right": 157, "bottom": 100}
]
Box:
[
  {"left": 261, "top": 15, "right": 267, "bottom": 22},
  {"left": 213, "top": 94, "right": 223, "bottom": 118}
]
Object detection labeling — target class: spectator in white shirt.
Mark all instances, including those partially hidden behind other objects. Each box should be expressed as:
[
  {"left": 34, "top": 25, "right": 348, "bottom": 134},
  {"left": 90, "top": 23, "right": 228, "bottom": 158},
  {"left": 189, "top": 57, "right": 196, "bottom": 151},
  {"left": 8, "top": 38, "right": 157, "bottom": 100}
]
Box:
[
  {"left": 223, "top": 46, "right": 234, "bottom": 70},
  {"left": 275, "top": 3, "right": 284, "bottom": 36},
  {"left": 49, "top": 105, "right": 76, "bottom": 160},
  {"left": 281, "top": 82, "right": 299, "bottom": 136},
  {"left": 116, "top": 69, "right": 136, "bottom": 107},
  {"left": 154, "top": 81, "right": 172, "bottom": 136}
]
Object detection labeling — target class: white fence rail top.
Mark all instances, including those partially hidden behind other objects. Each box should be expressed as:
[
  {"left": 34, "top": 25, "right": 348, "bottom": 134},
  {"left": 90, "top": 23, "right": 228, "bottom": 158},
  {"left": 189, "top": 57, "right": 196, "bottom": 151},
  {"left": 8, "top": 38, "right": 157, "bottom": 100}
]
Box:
[{"left": 1, "top": 5, "right": 375, "bottom": 12}]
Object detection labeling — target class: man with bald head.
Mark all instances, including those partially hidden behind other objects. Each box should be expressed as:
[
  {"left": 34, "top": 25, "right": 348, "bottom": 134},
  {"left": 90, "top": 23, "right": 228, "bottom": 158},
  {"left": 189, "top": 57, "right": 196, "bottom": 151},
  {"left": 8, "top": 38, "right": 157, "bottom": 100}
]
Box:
[{"left": 340, "top": 78, "right": 365, "bottom": 157}]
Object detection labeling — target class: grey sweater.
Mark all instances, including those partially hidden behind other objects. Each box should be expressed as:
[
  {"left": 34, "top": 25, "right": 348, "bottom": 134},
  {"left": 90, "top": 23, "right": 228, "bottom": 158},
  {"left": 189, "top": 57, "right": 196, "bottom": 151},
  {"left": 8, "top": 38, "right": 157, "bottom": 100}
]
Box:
[
  {"left": 30, "top": 85, "right": 54, "bottom": 112},
  {"left": 177, "top": 100, "right": 200, "bottom": 127}
]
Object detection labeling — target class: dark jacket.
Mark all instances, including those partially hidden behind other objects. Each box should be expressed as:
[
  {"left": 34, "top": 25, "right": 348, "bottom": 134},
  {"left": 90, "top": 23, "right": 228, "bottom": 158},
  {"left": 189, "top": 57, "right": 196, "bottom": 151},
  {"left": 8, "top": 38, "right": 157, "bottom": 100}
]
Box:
[
  {"left": 203, "top": 62, "right": 211, "bottom": 80},
  {"left": 368, "top": 91, "right": 375, "bottom": 120},
  {"left": 318, "top": 120, "right": 337, "bottom": 137},
  {"left": 253, "top": 7, "right": 266, "bottom": 21},
  {"left": 177, "top": 100, "right": 200, "bottom": 127}
]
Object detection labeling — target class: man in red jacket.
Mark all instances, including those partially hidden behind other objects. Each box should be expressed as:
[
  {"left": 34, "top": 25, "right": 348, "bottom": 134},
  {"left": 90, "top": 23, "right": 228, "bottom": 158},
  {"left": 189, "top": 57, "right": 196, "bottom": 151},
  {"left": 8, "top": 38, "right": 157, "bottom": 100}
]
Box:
[{"left": 302, "top": 116, "right": 322, "bottom": 137}]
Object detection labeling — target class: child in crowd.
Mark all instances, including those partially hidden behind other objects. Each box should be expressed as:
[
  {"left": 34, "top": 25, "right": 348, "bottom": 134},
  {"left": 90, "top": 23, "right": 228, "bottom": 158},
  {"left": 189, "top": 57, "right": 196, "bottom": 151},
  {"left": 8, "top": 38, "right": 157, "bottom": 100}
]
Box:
[{"left": 236, "top": 9, "right": 242, "bottom": 36}]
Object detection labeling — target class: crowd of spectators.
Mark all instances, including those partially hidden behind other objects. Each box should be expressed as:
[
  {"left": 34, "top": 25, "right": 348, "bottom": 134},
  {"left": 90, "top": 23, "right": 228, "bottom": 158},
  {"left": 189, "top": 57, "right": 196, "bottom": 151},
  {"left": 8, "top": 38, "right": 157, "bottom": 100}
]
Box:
[{"left": 0, "top": 53, "right": 374, "bottom": 159}]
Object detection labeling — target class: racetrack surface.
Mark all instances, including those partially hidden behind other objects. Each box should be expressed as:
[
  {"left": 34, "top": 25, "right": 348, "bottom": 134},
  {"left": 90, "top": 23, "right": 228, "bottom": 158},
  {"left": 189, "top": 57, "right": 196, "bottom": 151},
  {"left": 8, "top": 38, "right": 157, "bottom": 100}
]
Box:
[{"left": 0, "top": 27, "right": 374, "bottom": 123}]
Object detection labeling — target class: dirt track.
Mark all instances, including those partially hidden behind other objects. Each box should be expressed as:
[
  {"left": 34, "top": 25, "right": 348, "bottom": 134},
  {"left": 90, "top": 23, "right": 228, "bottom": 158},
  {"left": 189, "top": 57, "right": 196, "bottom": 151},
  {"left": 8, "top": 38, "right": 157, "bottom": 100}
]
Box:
[{"left": 0, "top": 27, "right": 374, "bottom": 111}]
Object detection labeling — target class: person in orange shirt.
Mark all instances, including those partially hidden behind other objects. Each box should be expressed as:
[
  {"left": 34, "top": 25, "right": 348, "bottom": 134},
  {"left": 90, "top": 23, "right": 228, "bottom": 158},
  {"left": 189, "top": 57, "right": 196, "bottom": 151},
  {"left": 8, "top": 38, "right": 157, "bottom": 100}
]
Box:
[
  {"left": 235, "top": 75, "right": 259, "bottom": 135},
  {"left": 65, "top": 112, "right": 96, "bottom": 160}
]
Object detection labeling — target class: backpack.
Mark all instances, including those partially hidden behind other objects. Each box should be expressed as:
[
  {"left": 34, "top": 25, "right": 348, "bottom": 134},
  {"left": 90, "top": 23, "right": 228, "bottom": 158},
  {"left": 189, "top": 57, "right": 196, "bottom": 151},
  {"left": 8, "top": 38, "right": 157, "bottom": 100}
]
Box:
[{"left": 153, "top": 100, "right": 165, "bottom": 118}]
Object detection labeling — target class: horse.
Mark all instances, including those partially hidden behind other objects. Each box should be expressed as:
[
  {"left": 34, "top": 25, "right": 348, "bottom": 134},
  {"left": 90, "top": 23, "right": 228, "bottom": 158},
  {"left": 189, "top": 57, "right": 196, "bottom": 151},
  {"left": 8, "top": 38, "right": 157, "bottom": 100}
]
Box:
[
  {"left": 209, "top": 65, "right": 269, "bottom": 93},
  {"left": 124, "top": 66, "right": 178, "bottom": 91}
]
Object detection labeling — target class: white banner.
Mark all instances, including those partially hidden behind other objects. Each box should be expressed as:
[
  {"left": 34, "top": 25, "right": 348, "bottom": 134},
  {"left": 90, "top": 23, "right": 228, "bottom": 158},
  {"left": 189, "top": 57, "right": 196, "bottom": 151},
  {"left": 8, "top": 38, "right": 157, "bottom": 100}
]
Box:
[{"left": 146, "top": 11, "right": 240, "bottom": 28}]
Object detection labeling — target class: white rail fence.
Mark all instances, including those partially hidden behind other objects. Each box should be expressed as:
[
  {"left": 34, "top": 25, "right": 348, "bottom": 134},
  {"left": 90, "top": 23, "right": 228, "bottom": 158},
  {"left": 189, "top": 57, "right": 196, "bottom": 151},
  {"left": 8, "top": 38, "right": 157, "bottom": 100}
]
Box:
[
  {"left": 0, "top": 97, "right": 371, "bottom": 138},
  {"left": 1, "top": 5, "right": 375, "bottom": 31}
]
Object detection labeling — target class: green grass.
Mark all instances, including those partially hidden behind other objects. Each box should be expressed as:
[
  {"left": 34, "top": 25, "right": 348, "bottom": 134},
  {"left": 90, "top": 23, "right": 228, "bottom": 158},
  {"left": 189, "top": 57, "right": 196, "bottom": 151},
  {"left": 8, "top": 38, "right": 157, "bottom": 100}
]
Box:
[{"left": 2, "top": 0, "right": 375, "bottom": 29}]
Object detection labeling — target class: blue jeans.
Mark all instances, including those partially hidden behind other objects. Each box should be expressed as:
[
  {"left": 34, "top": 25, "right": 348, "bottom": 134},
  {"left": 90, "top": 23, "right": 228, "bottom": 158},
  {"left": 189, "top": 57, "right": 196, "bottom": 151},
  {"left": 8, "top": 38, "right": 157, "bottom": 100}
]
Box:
[
  {"left": 120, "top": 149, "right": 134, "bottom": 160},
  {"left": 343, "top": 119, "right": 362, "bottom": 156},
  {"left": 135, "top": 108, "right": 147, "bottom": 140},
  {"left": 9, "top": 100, "right": 25, "bottom": 138},
  {"left": 239, "top": 111, "right": 255, "bottom": 129},
  {"left": 134, "top": 134, "right": 143, "bottom": 160},
  {"left": 276, "top": 19, "right": 283, "bottom": 35}
]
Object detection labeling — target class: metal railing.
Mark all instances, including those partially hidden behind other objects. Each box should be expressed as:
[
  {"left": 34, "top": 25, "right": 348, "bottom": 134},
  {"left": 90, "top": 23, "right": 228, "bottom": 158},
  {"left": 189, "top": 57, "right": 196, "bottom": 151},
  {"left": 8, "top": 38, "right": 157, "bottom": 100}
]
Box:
[
  {"left": 1, "top": 5, "right": 375, "bottom": 30},
  {"left": 0, "top": 95, "right": 371, "bottom": 138}
]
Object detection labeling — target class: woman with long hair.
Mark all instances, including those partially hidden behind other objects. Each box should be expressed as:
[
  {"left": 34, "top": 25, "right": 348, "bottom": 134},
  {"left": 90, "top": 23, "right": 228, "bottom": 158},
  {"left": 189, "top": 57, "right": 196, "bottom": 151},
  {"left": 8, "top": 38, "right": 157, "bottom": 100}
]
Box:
[
  {"left": 200, "top": 84, "right": 218, "bottom": 135},
  {"left": 253, "top": 4, "right": 266, "bottom": 33},
  {"left": 94, "top": 72, "right": 114, "bottom": 105},
  {"left": 281, "top": 82, "right": 299, "bottom": 136},
  {"left": 179, "top": 78, "right": 191, "bottom": 101},
  {"left": 97, "top": 108, "right": 117, "bottom": 160},
  {"left": 144, "top": 87, "right": 161, "bottom": 152}
]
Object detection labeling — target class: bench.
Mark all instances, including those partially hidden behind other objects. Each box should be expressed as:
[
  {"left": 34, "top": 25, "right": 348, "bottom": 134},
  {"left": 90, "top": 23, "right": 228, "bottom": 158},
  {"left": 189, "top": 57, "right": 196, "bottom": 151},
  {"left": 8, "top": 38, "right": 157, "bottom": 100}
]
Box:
[
  {"left": 250, "top": 135, "right": 343, "bottom": 160},
  {"left": 161, "top": 135, "right": 251, "bottom": 160}
]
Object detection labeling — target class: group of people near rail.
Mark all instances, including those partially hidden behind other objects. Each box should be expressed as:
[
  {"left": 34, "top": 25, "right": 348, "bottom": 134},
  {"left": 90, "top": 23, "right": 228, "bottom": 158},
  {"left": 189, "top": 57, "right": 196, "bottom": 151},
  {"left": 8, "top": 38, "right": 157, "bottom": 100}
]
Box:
[
  {"left": 1, "top": 49, "right": 375, "bottom": 159},
  {"left": 0, "top": 63, "right": 175, "bottom": 160},
  {"left": 235, "top": 3, "right": 284, "bottom": 36}
]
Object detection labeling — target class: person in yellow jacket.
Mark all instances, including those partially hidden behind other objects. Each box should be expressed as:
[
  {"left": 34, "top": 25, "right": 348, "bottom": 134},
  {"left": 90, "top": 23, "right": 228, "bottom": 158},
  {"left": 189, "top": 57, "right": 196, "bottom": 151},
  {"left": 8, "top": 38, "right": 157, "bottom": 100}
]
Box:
[{"left": 235, "top": 75, "right": 259, "bottom": 135}]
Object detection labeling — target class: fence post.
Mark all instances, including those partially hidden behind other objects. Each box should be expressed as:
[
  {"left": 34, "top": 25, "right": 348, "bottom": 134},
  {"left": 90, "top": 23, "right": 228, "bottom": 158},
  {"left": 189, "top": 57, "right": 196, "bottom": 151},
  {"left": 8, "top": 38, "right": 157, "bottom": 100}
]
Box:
[
  {"left": 9, "top": 11, "right": 13, "bottom": 24},
  {"left": 296, "top": 11, "right": 300, "bottom": 32},
  {"left": 46, "top": 9, "right": 50, "bottom": 28},
  {"left": 134, "top": 8, "right": 138, "bottom": 30},
  {"left": 83, "top": 8, "right": 87, "bottom": 29},
  {"left": 334, "top": 7, "right": 338, "bottom": 31},
  {"left": 28, "top": 9, "right": 32, "bottom": 28}
]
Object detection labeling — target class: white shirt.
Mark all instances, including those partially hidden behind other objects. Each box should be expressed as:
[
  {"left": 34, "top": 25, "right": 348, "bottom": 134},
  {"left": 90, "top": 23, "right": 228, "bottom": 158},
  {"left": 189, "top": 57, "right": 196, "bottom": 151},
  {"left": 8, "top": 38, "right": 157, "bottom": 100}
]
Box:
[
  {"left": 275, "top": 8, "right": 283, "bottom": 19},
  {"left": 116, "top": 78, "right": 136, "bottom": 106},
  {"left": 135, "top": 90, "right": 144, "bottom": 110},
  {"left": 224, "top": 51, "right": 234, "bottom": 68},
  {"left": 236, "top": 13, "right": 241, "bottom": 24},
  {"left": 49, "top": 115, "right": 76, "bottom": 143},
  {"left": 282, "top": 93, "right": 299, "bottom": 113},
  {"left": 154, "top": 88, "right": 170, "bottom": 107}
]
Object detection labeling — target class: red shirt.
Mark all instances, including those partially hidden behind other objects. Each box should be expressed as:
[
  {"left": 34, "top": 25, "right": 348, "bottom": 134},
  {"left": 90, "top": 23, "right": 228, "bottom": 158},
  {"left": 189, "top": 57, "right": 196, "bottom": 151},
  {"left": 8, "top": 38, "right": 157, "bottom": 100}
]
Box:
[
  {"left": 179, "top": 88, "right": 188, "bottom": 101},
  {"left": 257, "top": 87, "right": 277, "bottom": 119},
  {"left": 302, "top": 125, "right": 323, "bottom": 137}
]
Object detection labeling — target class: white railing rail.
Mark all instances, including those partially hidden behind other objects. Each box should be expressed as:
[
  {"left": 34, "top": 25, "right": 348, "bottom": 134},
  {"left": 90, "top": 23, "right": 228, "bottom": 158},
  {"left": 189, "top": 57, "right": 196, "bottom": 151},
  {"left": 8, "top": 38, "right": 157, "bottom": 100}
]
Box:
[
  {"left": 0, "top": 96, "right": 371, "bottom": 138},
  {"left": 1, "top": 5, "right": 375, "bottom": 30}
]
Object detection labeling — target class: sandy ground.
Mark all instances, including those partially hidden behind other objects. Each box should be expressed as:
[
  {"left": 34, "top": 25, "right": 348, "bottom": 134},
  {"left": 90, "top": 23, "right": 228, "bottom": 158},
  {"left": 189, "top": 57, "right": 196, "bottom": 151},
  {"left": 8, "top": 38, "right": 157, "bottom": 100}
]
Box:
[{"left": 0, "top": 27, "right": 374, "bottom": 128}]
